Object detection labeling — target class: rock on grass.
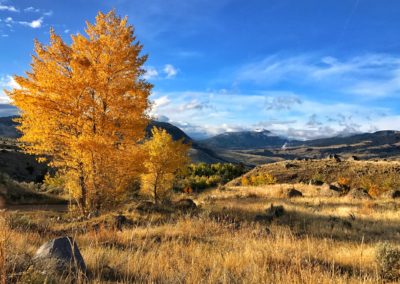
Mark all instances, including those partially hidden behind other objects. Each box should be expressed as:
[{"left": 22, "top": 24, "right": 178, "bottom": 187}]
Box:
[{"left": 32, "top": 236, "right": 86, "bottom": 277}]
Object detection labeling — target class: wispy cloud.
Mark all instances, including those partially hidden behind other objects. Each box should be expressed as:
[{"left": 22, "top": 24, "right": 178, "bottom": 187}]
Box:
[
  {"left": 24, "top": 6, "right": 52, "bottom": 16},
  {"left": 0, "top": 4, "right": 18, "bottom": 12},
  {"left": 24, "top": 7, "right": 40, "bottom": 13},
  {"left": 236, "top": 53, "right": 400, "bottom": 98}
]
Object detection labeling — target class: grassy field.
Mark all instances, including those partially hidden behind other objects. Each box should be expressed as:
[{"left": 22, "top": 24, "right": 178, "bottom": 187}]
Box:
[{"left": 2, "top": 183, "right": 400, "bottom": 283}]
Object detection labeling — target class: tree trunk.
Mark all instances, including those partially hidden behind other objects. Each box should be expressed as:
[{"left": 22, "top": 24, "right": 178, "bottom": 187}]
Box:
[
  {"left": 153, "top": 184, "right": 158, "bottom": 204},
  {"left": 79, "top": 173, "right": 87, "bottom": 215}
]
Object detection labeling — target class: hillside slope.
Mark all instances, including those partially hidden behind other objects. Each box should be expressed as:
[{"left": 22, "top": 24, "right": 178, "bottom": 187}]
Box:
[{"left": 228, "top": 158, "right": 400, "bottom": 192}]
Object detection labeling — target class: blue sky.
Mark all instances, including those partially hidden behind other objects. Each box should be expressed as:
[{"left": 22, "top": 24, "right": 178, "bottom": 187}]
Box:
[{"left": 1, "top": 0, "right": 400, "bottom": 139}]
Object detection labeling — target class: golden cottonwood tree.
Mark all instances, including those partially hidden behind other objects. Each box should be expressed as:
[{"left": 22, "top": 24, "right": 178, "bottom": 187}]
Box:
[
  {"left": 6, "top": 11, "right": 151, "bottom": 212},
  {"left": 141, "top": 127, "right": 190, "bottom": 203}
]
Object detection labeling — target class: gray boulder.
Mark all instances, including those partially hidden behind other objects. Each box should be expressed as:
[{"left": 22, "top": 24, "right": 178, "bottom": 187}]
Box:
[
  {"left": 33, "top": 237, "right": 86, "bottom": 276},
  {"left": 287, "top": 188, "right": 303, "bottom": 198},
  {"left": 381, "top": 190, "right": 400, "bottom": 199}
]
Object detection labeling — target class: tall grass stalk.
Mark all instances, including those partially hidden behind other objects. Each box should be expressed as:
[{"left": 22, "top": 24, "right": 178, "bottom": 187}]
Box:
[{"left": 0, "top": 211, "right": 8, "bottom": 284}]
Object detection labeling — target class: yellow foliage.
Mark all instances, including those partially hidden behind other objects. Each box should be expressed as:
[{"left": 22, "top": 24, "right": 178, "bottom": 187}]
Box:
[
  {"left": 368, "top": 185, "right": 381, "bottom": 198},
  {"left": 246, "top": 172, "right": 277, "bottom": 186},
  {"left": 241, "top": 176, "right": 250, "bottom": 186},
  {"left": 141, "top": 127, "right": 190, "bottom": 203},
  {"left": 183, "top": 187, "right": 193, "bottom": 194},
  {"left": 338, "top": 177, "right": 350, "bottom": 187},
  {"left": 6, "top": 11, "right": 151, "bottom": 212}
]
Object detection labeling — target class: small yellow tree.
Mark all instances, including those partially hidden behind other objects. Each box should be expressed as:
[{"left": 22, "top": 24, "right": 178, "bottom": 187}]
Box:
[
  {"left": 141, "top": 127, "right": 190, "bottom": 203},
  {"left": 6, "top": 11, "right": 151, "bottom": 212}
]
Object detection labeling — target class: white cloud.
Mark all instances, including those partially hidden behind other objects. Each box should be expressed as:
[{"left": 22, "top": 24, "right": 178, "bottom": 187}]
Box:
[
  {"left": 143, "top": 66, "right": 159, "bottom": 80},
  {"left": 150, "top": 95, "right": 171, "bottom": 116},
  {"left": 0, "top": 75, "right": 19, "bottom": 89},
  {"left": 0, "top": 75, "right": 19, "bottom": 104},
  {"left": 18, "top": 17, "right": 43, "bottom": 28},
  {"left": 149, "top": 89, "right": 398, "bottom": 140},
  {"left": 0, "top": 4, "right": 19, "bottom": 12},
  {"left": 163, "top": 64, "right": 178, "bottom": 78},
  {"left": 143, "top": 64, "right": 179, "bottom": 80}
]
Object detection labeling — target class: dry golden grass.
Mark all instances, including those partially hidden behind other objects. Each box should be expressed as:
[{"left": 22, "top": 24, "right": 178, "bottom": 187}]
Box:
[
  {"left": 0, "top": 211, "right": 7, "bottom": 284},
  {"left": 3, "top": 185, "right": 400, "bottom": 283}
]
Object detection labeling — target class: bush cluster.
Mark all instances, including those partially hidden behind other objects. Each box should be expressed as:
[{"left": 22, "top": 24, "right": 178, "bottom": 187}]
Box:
[
  {"left": 176, "top": 163, "right": 246, "bottom": 192},
  {"left": 241, "top": 172, "right": 277, "bottom": 186}
]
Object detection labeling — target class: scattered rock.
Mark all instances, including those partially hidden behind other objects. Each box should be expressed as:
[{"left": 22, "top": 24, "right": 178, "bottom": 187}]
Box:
[
  {"left": 348, "top": 155, "right": 360, "bottom": 161},
  {"left": 174, "top": 199, "right": 197, "bottom": 211},
  {"left": 319, "top": 183, "right": 342, "bottom": 197},
  {"left": 381, "top": 190, "right": 400, "bottom": 199},
  {"left": 333, "top": 154, "right": 342, "bottom": 162},
  {"left": 32, "top": 237, "right": 86, "bottom": 276},
  {"left": 327, "top": 154, "right": 341, "bottom": 162},
  {"left": 287, "top": 188, "right": 303, "bottom": 198},
  {"left": 309, "top": 179, "right": 324, "bottom": 186},
  {"left": 285, "top": 163, "right": 299, "bottom": 169},
  {"left": 330, "top": 182, "right": 342, "bottom": 190},
  {"left": 345, "top": 188, "right": 372, "bottom": 200}
]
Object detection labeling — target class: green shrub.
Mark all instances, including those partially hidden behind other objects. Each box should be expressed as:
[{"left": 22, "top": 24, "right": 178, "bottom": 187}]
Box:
[{"left": 176, "top": 163, "right": 246, "bottom": 192}]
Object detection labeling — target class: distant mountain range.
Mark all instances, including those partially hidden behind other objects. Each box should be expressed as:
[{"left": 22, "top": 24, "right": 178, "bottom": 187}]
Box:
[
  {"left": 1, "top": 116, "right": 400, "bottom": 166},
  {"left": 293, "top": 130, "right": 400, "bottom": 148},
  {"left": 199, "top": 129, "right": 291, "bottom": 149}
]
